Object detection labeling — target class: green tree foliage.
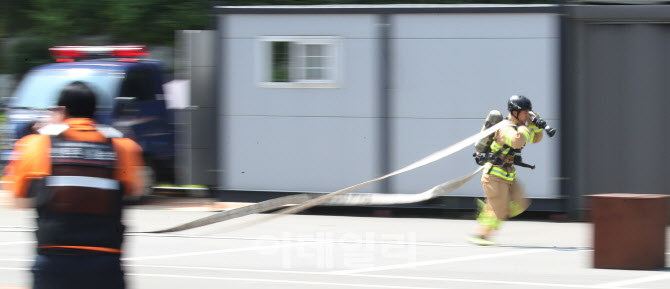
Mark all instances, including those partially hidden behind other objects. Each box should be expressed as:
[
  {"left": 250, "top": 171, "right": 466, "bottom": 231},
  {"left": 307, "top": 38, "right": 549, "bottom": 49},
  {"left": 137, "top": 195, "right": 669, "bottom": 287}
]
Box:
[
  {"left": 221, "top": 0, "right": 552, "bottom": 5},
  {"left": 7, "top": 37, "right": 52, "bottom": 80},
  {"left": 0, "top": 0, "right": 34, "bottom": 37},
  {"left": 29, "top": 0, "right": 112, "bottom": 39},
  {"left": 1, "top": 0, "right": 209, "bottom": 75},
  {"left": 4, "top": 0, "right": 209, "bottom": 45},
  {"left": 2, "top": 0, "right": 551, "bottom": 42},
  {"left": 105, "top": 0, "right": 210, "bottom": 44}
]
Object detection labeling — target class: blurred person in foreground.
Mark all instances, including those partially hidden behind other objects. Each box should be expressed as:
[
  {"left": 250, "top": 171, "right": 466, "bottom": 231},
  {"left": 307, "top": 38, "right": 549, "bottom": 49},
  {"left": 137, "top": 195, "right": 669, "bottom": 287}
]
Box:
[
  {"left": 2, "top": 81, "right": 144, "bottom": 289},
  {"left": 469, "top": 95, "right": 544, "bottom": 246}
]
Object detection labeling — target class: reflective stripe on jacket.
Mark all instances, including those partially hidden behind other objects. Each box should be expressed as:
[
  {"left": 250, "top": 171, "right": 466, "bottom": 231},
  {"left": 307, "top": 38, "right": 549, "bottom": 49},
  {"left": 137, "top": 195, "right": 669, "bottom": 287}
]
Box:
[{"left": 485, "top": 114, "right": 543, "bottom": 181}]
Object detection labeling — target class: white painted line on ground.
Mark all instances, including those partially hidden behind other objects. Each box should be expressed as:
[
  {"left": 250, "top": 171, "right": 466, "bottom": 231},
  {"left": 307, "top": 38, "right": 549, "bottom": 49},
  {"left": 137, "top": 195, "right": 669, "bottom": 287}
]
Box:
[
  {"left": 593, "top": 272, "right": 670, "bottom": 288},
  {"left": 0, "top": 241, "right": 34, "bottom": 246},
  {"left": 124, "top": 264, "right": 313, "bottom": 273},
  {"left": 127, "top": 233, "right": 468, "bottom": 248},
  {"left": 0, "top": 228, "right": 34, "bottom": 232},
  {"left": 0, "top": 267, "right": 28, "bottom": 271},
  {"left": 122, "top": 241, "right": 323, "bottom": 261},
  {"left": 0, "top": 259, "right": 32, "bottom": 262},
  {"left": 123, "top": 264, "right": 607, "bottom": 289},
  {"left": 0, "top": 259, "right": 652, "bottom": 289},
  {"left": 331, "top": 248, "right": 548, "bottom": 274},
  {"left": 353, "top": 273, "right": 630, "bottom": 289},
  {"left": 127, "top": 272, "right": 458, "bottom": 289}
]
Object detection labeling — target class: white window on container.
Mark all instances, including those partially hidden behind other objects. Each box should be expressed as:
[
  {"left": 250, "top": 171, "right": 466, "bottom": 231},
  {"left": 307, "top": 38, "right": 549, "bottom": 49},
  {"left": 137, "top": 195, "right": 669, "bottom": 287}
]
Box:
[{"left": 258, "top": 36, "right": 341, "bottom": 88}]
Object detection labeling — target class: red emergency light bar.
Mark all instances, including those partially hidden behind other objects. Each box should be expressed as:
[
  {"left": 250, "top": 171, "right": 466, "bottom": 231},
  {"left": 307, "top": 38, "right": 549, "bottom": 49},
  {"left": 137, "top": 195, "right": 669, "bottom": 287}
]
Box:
[
  {"left": 50, "top": 48, "right": 86, "bottom": 58},
  {"left": 111, "top": 47, "right": 150, "bottom": 57},
  {"left": 49, "top": 46, "right": 150, "bottom": 60}
]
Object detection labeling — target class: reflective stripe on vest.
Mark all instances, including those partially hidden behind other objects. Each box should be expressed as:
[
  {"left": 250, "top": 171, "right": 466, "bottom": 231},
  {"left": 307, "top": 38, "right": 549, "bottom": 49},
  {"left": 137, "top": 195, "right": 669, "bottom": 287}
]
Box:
[
  {"left": 46, "top": 176, "right": 120, "bottom": 190},
  {"left": 46, "top": 139, "right": 121, "bottom": 216},
  {"left": 484, "top": 163, "right": 516, "bottom": 181},
  {"left": 490, "top": 141, "right": 510, "bottom": 155}
]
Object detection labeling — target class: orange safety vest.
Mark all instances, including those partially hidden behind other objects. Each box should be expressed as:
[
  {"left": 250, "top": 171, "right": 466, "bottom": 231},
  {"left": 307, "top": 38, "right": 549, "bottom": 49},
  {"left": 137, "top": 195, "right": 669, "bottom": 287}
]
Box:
[{"left": 2, "top": 119, "right": 143, "bottom": 254}]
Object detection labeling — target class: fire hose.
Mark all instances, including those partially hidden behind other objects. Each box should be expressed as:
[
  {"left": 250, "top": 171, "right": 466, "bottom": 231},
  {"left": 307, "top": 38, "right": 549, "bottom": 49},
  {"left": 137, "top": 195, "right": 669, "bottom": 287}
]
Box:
[{"left": 137, "top": 120, "right": 513, "bottom": 234}]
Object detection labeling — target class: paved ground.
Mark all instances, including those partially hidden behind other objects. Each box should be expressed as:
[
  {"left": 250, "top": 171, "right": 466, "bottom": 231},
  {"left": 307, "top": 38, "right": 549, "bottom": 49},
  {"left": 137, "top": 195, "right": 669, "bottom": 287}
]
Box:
[{"left": 1, "top": 197, "right": 669, "bottom": 289}]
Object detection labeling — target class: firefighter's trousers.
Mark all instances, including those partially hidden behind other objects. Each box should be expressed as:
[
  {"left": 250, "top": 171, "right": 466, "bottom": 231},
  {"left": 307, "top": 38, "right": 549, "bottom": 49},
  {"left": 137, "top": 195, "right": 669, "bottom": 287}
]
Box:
[{"left": 475, "top": 172, "right": 530, "bottom": 238}]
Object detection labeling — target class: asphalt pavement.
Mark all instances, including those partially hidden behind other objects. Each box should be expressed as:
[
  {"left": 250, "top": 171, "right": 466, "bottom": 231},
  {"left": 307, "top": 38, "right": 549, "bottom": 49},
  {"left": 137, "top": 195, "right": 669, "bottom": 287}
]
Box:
[{"left": 1, "top": 197, "right": 669, "bottom": 289}]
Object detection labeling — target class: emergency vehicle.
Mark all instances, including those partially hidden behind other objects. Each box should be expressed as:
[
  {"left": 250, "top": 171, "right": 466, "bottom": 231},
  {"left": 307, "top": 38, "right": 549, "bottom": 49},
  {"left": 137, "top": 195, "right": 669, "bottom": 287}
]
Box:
[{"left": 1, "top": 46, "right": 175, "bottom": 196}]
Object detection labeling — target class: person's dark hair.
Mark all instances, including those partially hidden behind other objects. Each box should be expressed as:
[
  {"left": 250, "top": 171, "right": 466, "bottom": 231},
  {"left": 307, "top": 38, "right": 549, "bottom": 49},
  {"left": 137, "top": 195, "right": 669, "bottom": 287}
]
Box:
[{"left": 57, "top": 81, "right": 97, "bottom": 118}]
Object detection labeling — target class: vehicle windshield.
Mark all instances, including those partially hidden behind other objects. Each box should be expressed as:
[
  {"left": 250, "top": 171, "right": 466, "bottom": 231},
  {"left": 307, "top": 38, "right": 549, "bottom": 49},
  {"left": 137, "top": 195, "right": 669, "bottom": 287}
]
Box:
[{"left": 10, "top": 68, "right": 124, "bottom": 109}]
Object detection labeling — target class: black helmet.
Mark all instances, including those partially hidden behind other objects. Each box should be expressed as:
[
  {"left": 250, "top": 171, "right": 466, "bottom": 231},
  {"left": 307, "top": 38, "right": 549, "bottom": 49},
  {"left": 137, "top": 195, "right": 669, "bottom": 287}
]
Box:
[{"left": 507, "top": 95, "right": 532, "bottom": 113}]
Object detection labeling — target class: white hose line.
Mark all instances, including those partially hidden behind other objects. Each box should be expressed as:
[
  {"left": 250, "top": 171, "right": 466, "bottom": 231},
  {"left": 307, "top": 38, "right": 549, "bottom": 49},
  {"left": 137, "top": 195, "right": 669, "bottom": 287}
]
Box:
[
  {"left": 138, "top": 120, "right": 511, "bottom": 233},
  {"left": 324, "top": 166, "right": 485, "bottom": 206},
  {"left": 276, "top": 120, "right": 511, "bottom": 215}
]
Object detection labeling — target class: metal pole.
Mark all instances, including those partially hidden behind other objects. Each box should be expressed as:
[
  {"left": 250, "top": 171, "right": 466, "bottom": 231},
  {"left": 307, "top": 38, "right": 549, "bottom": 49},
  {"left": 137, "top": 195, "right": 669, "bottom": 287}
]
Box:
[{"left": 378, "top": 13, "right": 392, "bottom": 194}]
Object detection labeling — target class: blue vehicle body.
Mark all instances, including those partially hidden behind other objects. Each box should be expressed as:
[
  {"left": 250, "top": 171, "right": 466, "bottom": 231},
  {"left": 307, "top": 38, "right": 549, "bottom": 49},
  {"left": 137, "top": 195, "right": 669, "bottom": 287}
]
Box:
[{"left": 2, "top": 59, "right": 175, "bottom": 183}]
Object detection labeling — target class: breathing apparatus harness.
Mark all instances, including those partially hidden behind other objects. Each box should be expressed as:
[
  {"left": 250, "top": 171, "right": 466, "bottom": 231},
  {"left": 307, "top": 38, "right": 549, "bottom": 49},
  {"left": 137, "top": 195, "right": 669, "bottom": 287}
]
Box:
[
  {"left": 473, "top": 120, "right": 536, "bottom": 172},
  {"left": 474, "top": 145, "right": 535, "bottom": 170}
]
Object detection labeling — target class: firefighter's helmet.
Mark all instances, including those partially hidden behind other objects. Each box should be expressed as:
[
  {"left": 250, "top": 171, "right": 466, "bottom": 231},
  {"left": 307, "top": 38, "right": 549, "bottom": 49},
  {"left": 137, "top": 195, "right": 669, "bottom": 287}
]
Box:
[{"left": 507, "top": 95, "right": 532, "bottom": 113}]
